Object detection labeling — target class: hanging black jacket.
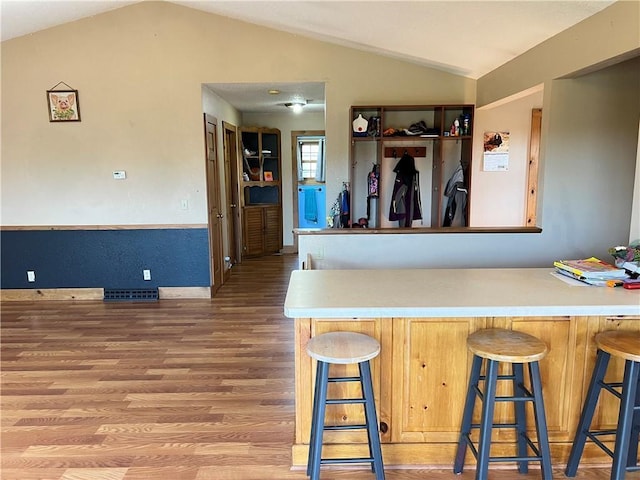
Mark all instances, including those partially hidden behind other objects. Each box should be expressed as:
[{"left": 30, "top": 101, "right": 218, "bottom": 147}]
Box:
[
  {"left": 389, "top": 153, "right": 422, "bottom": 227},
  {"left": 443, "top": 164, "right": 468, "bottom": 227}
]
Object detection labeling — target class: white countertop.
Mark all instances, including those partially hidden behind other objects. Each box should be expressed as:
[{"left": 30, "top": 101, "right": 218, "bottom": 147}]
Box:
[{"left": 284, "top": 268, "right": 640, "bottom": 318}]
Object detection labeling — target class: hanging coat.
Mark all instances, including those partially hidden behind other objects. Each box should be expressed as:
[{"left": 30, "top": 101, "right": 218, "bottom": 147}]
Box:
[
  {"left": 443, "top": 164, "right": 468, "bottom": 227},
  {"left": 388, "top": 153, "right": 422, "bottom": 227},
  {"left": 366, "top": 163, "right": 380, "bottom": 220}
]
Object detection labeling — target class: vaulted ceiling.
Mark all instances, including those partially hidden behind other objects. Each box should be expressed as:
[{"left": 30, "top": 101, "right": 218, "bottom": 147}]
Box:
[{"left": 1, "top": 0, "right": 619, "bottom": 112}]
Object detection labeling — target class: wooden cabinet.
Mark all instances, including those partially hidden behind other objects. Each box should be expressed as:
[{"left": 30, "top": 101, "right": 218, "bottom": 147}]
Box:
[
  {"left": 391, "top": 317, "right": 487, "bottom": 444},
  {"left": 292, "top": 315, "right": 640, "bottom": 467},
  {"left": 242, "top": 205, "right": 282, "bottom": 257},
  {"left": 239, "top": 127, "right": 282, "bottom": 257},
  {"left": 295, "top": 318, "right": 392, "bottom": 449},
  {"left": 349, "top": 105, "right": 474, "bottom": 228}
]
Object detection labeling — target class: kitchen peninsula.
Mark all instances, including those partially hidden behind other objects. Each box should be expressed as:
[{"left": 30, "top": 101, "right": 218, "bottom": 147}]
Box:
[{"left": 284, "top": 268, "right": 640, "bottom": 468}]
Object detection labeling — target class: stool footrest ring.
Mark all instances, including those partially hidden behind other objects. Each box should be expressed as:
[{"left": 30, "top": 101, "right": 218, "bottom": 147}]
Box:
[
  {"left": 324, "top": 424, "right": 368, "bottom": 431},
  {"left": 321, "top": 457, "right": 375, "bottom": 465},
  {"left": 326, "top": 398, "right": 365, "bottom": 405},
  {"left": 328, "top": 376, "right": 361, "bottom": 383}
]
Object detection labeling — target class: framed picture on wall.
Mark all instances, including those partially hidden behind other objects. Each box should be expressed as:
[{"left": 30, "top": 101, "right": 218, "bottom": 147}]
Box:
[{"left": 46, "top": 89, "right": 81, "bottom": 122}]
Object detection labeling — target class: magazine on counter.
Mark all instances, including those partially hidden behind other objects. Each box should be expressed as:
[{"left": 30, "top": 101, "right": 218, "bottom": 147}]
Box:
[{"left": 553, "top": 257, "right": 628, "bottom": 280}]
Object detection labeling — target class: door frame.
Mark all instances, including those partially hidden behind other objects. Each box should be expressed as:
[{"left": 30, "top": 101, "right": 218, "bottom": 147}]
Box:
[
  {"left": 222, "top": 121, "right": 242, "bottom": 272},
  {"left": 204, "top": 113, "right": 224, "bottom": 296}
]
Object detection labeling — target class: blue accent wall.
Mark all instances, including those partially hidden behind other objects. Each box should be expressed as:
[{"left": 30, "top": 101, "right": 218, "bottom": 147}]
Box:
[{"left": 0, "top": 228, "right": 210, "bottom": 289}]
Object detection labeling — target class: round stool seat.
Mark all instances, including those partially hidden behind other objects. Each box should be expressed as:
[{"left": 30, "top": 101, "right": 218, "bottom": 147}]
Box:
[
  {"left": 307, "top": 332, "right": 380, "bottom": 364},
  {"left": 595, "top": 330, "right": 640, "bottom": 362},
  {"left": 467, "top": 328, "right": 548, "bottom": 363}
]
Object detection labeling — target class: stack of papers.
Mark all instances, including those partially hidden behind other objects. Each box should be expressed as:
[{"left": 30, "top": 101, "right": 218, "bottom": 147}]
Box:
[{"left": 553, "top": 257, "right": 628, "bottom": 286}]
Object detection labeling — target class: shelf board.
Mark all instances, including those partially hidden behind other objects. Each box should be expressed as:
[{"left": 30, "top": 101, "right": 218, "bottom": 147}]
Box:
[{"left": 242, "top": 181, "right": 280, "bottom": 186}]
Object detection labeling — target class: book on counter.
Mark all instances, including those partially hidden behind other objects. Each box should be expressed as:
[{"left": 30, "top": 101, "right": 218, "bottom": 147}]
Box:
[
  {"left": 554, "top": 257, "right": 628, "bottom": 280},
  {"left": 553, "top": 268, "right": 624, "bottom": 287}
]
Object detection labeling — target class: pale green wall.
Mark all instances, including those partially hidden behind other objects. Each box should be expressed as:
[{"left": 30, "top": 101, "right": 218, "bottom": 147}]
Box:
[
  {"left": 298, "top": 56, "right": 639, "bottom": 268},
  {"left": 477, "top": 0, "right": 639, "bottom": 107}
]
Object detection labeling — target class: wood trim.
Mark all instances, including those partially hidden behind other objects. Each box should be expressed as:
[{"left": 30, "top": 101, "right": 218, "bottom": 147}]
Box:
[
  {"left": 384, "top": 146, "right": 427, "bottom": 158},
  {"left": 0, "top": 224, "right": 208, "bottom": 231},
  {"left": 293, "top": 226, "right": 542, "bottom": 235},
  {"left": 1, "top": 287, "right": 211, "bottom": 301},
  {"left": 526, "top": 108, "right": 542, "bottom": 227},
  {"left": 280, "top": 245, "right": 296, "bottom": 255},
  {"left": 1, "top": 288, "right": 104, "bottom": 301},
  {"left": 158, "top": 287, "right": 211, "bottom": 299}
]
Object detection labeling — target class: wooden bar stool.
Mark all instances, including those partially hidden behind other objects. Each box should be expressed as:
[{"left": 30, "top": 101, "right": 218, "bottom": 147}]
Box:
[
  {"left": 306, "top": 331, "right": 385, "bottom": 480},
  {"left": 565, "top": 330, "right": 640, "bottom": 480},
  {"left": 453, "top": 328, "right": 553, "bottom": 480}
]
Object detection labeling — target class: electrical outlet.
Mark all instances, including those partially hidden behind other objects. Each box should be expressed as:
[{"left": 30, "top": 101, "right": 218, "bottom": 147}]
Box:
[
  {"left": 143, "top": 269, "right": 151, "bottom": 281},
  {"left": 112, "top": 170, "right": 126, "bottom": 180},
  {"left": 27, "top": 270, "right": 36, "bottom": 282}
]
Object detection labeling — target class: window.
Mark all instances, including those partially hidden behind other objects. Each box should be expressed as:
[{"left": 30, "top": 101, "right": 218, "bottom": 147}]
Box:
[
  {"left": 297, "top": 136, "right": 325, "bottom": 182},
  {"left": 300, "top": 142, "right": 319, "bottom": 178}
]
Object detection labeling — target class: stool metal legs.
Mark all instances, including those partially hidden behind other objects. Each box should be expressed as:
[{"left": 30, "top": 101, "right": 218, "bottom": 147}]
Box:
[
  {"left": 308, "top": 360, "right": 330, "bottom": 479},
  {"left": 454, "top": 355, "right": 553, "bottom": 480},
  {"left": 360, "top": 361, "right": 385, "bottom": 477},
  {"left": 566, "top": 350, "right": 640, "bottom": 480},
  {"left": 307, "top": 359, "right": 385, "bottom": 480},
  {"left": 529, "top": 361, "right": 553, "bottom": 479}
]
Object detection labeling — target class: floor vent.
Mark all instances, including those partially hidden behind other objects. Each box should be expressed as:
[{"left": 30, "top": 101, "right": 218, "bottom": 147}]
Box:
[{"left": 104, "top": 288, "right": 159, "bottom": 302}]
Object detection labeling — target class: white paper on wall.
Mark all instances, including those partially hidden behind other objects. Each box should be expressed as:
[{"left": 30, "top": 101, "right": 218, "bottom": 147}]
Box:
[{"left": 483, "top": 131, "right": 510, "bottom": 171}]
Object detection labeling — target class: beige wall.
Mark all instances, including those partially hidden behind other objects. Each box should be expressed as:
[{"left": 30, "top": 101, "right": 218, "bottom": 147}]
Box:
[
  {"left": 471, "top": 87, "right": 544, "bottom": 226},
  {"left": 1, "top": 0, "right": 638, "bottom": 264},
  {"left": 1, "top": 1, "right": 473, "bottom": 231}
]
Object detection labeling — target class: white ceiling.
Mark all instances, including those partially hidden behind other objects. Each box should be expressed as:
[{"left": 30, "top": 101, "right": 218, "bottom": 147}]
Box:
[{"left": 1, "top": 0, "right": 618, "bottom": 112}]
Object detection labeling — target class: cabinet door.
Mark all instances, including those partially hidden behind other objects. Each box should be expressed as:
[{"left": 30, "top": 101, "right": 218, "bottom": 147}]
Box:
[
  {"left": 297, "top": 318, "right": 393, "bottom": 446},
  {"left": 580, "top": 316, "right": 640, "bottom": 434},
  {"left": 263, "top": 205, "right": 282, "bottom": 253},
  {"left": 243, "top": 207, "right": 264, "bottom": 257},
  {"left": 391, "top": 317, "right": 488, "bottom": 443},
  {"left": 493, "top": 316, "right": 581, "bottom": 443}
]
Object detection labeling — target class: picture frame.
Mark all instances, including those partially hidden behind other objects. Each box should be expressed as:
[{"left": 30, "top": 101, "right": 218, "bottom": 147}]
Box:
[
  {"left": 47, "top": 89, "right": 80, "bottom": 122},
  {"left": 264, "top": 171, "right": 273, "bottom": 181}
]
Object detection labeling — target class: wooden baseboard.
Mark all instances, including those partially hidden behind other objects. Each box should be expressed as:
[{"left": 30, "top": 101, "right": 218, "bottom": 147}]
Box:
[
  {"left": 0, "top": 288, "right": 104, "bottom": 301},
  {"left": 292, "top": 442, "right": 615, "bottom": 467},
  {"left": 281, "top": 245, "right": 297, "bottom": 254},
  {"left": 158, "top": 287, "right": 211, "bottom": 299},
  {"left": 1, "top": 287, "right": 211, "bottom": 301}
]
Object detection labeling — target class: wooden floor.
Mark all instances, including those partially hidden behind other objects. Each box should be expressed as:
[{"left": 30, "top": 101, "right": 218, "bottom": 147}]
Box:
[{"left": 1, "top": 254, "right": 629, "bottom": 480}]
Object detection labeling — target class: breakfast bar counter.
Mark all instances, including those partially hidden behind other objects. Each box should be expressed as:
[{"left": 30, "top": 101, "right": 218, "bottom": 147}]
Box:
[{"left": 284, "top": 268, "right": 640, "bottom": 468}]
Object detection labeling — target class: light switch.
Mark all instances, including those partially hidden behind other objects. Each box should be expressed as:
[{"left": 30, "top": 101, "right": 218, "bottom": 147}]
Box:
[{"left": 113, "top": 171, "right": 126, "bottom": 180}]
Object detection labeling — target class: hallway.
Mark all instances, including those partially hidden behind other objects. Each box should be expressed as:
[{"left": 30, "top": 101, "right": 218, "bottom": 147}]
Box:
[{"left": 1, "top": 254, "right": 617, "bottom": 479}]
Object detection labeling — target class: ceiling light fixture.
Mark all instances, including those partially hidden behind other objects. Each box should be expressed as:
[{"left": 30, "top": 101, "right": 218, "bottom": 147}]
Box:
[
  {"left": 285, "top": 101, "right": 307, "bottom": 113},
  {"left": 268, "top": 89, "right": 281, "bottom": 95}
]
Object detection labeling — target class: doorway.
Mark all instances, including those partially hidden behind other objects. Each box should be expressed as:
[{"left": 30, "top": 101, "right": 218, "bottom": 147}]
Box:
[
  {"left": 223, "top": 121, "right": 241, "bottom": 274},
  {"left": 291, "top": 130, "right": 326, "bottom": 251},
  {"left": 204, "top": 114, "right": 224, "bottom": 295}
]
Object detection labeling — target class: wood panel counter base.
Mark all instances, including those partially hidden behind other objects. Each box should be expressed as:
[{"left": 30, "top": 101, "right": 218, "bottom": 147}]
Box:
[
  {"left": 286, "top": 269, "right": 640, "bottom": 468},
  {"left": 291, "top": 442, "right": 620, "bottom": 468}
]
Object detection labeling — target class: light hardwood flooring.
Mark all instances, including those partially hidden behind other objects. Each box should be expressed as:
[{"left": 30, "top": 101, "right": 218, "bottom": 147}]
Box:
[{"left": 1, "top": 254, "right": 630, "bottom": 480}]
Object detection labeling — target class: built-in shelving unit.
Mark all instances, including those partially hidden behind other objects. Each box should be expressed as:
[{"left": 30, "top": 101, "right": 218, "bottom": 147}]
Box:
[
  {"left": 240, "top": 127, "right": 282, "bottom": 257},
  {"left": 349, "top": 104, "right": 474, "bottom": 228}
]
